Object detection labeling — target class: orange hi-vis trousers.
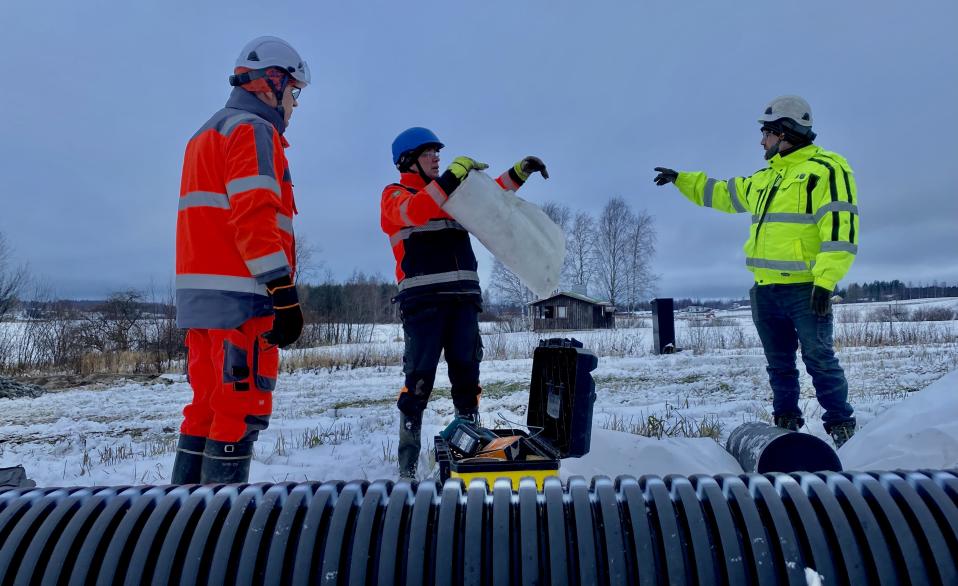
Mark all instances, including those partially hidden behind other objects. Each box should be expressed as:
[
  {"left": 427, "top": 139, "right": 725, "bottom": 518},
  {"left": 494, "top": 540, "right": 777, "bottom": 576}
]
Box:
[{"left": 180, "top": 315, "right": 279, "bottom": 443}]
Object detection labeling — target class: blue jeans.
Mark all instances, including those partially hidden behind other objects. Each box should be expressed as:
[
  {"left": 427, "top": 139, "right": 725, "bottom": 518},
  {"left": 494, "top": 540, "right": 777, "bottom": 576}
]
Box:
[{"left": 750, "top": 283, "right": 854, "bottom": 431}]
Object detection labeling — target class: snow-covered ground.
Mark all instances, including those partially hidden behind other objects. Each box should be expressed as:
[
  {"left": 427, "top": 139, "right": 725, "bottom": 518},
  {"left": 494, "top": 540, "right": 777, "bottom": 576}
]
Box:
[{"left": 1, "top": 298, "right": 956, "bottom": 486}]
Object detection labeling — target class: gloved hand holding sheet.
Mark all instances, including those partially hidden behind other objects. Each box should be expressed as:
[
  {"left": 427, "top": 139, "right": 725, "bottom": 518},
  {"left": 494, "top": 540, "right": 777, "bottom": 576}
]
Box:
[{"left": 442, "top": 171, "right": 564, "bottom": 298}]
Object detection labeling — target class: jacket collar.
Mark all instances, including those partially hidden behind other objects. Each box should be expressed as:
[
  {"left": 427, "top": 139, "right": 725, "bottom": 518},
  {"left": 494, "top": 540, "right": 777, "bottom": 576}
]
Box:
[
  {"left": 768, "top": 143, "right": 819, "bottom": 172},
  {"left": 399, "top": 172, "right": 429, "bottom": 189},
  {"left": 225, "top": 87, "right": 286, "bottom": 135}
]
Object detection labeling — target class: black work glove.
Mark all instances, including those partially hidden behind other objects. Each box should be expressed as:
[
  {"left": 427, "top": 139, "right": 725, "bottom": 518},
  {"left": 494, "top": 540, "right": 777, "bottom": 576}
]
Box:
[
  {"left": 515, "top": 156, "right": 549, "bottom": 180},
  {"left": 264, "top": 275, "right": 304, "bottom": 348},
  {"left": 810, "top": 285, "right": 832, "bottom": 317},
  {"left": 653, "top": 167, "right": 678, "bottom": 186}
]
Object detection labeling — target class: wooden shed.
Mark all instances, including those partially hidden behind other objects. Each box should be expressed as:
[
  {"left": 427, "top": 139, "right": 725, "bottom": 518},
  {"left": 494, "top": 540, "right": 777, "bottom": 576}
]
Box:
[{"left": 530, "top": 292, "right": 615, "bottom": 331}]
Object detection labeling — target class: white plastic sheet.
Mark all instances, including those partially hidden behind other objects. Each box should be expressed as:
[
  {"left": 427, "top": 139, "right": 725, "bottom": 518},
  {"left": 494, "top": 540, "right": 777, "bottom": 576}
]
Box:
[
  {"left": 442, "top": 171, "right": 565, "bottom": 298},
  {"left": 839, "top": 368, "right": 958, "bottom": 470}
]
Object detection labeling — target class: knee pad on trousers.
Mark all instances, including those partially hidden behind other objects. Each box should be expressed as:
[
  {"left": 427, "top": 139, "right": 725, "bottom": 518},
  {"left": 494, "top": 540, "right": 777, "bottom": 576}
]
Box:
[{"left": 397, "top": 377, "right": 432, "bottom": 418}]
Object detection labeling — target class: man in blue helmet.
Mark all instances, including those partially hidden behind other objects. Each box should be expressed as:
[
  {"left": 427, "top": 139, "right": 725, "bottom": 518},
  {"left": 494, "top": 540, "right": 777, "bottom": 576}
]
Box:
[{"left": 381, "top": 127, "right": 548, "bottom": 480}]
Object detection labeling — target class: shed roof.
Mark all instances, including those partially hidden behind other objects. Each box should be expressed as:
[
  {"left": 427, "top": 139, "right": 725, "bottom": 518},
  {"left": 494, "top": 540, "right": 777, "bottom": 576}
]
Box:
[{"left": 529, "top": 291, "right": 611, "bottom": 306}]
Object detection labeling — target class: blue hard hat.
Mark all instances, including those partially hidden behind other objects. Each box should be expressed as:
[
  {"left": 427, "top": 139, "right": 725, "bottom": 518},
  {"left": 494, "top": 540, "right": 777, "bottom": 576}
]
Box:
[{"left": 391, "top": 127, "right": 444, "bottom": 165}]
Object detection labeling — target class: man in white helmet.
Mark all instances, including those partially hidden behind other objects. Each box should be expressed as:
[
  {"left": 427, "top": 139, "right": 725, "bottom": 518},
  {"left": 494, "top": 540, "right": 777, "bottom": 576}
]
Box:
[
  {"left": 171, "top": 36, "right": 310, "bottom": 484},
  {"left": 652, "top": 96, "right": 859, "bottom": 447}
]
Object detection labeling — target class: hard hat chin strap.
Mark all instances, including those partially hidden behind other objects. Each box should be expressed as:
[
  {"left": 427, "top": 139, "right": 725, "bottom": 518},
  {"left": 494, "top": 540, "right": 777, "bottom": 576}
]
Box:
[
  {"left": 265, "top": 74, "right": 288, "bottom": 121},
  {"left": 397, "top": 148, "right": 433, "bottom": 182},
  {"left": 413, "top": 159, "right": 432, "bottom": 183}
]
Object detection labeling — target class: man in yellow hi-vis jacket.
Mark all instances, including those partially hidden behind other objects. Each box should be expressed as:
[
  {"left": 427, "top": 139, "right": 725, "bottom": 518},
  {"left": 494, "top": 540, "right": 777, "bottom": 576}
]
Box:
[{"left": 653, "top": 95, "right": 858, "bottom": 447}]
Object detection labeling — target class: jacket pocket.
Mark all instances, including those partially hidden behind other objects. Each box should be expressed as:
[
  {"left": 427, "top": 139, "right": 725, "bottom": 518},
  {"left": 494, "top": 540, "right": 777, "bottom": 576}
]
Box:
[{"left": 777, "top": 174, "right": 810, "bottom": 214}]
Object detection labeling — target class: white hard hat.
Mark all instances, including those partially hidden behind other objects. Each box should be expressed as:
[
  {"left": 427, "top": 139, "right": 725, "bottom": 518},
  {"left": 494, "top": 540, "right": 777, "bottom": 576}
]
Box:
[
  {"left": 234, "top": 36, "right": 310, "bottom": 86},
  {"left": 758, "top": 95, "right": 813, "bottom": 127}
]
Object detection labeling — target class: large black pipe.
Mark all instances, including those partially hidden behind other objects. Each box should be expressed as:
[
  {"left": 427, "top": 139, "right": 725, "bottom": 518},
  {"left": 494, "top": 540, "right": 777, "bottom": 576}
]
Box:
[
  {"left": 726, "top": 422, "right": 843, "bottom": 473},
  {"left": 1, "top": 471, "right": 957, "bottom": 585}
]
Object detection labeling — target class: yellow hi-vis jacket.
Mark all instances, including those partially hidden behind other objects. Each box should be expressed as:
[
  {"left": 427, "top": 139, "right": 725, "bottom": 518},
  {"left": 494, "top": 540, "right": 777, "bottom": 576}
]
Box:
[{"left": 674, "top": 144, "right": 859, "bottom": 291}]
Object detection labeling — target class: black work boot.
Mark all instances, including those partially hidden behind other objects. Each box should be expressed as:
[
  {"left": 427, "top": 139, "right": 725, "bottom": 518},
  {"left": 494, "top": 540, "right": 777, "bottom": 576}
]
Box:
[
  {"left": 201, "top": 439, "right": 254, "bottom": 484},
  {"left": 774, "top": 414, "right": 805, "bottom": 432},
  {"left": 827, "top": 420, "right": 856, "bottom": 449},
  {"left": 398, "top": 412, "right": 422, "bottom": 482},
  {"left": 170, "top": 434, "right": 207, "bottom": 484}
]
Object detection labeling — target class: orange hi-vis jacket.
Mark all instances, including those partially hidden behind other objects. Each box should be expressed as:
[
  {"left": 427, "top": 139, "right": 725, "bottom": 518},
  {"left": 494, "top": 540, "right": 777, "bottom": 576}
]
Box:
[
  {"left": 381, "top": 167, "right": 526, "bottom": 303},
  {"left": 176, "top": 88, "right": 297, "bottom": 329}
]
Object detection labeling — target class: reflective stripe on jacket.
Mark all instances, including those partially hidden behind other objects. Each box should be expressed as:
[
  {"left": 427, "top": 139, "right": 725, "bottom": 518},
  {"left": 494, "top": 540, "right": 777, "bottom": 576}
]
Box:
[
  {"left": 674, "top": 144, "right": 858, "bottom": 290},
  {"left": 176, "top": 88, "right": 297, "bottom": 328},
  {"left": 381, "top": 168, "right": 525, "bottom": 302}
]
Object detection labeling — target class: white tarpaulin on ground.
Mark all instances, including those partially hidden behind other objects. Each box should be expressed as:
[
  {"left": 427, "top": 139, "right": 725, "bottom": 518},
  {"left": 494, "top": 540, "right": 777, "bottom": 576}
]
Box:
[
  {"left": 442, "top": 171, "right": 565, "bottom": 298},
  {"left": 560, "top": 427, "right": 745, "bottom": 478},
  {"left": 839, "top": 368, "right": 958, "bottom": 470}
]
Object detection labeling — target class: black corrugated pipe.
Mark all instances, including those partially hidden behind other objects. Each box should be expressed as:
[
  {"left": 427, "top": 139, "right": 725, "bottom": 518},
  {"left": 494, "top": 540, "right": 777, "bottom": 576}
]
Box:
[{"left": 1, "top": 471, "right": 957, "bottom": 585}]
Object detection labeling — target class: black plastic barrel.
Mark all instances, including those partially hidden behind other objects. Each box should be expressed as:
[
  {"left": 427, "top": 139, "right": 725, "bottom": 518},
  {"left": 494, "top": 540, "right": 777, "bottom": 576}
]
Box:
[
  {"left": 2, "top": 471, "right": 957, "bottom": 585},
  {"left": 726, "top": 421, "right": 843, "bottom": 473}
]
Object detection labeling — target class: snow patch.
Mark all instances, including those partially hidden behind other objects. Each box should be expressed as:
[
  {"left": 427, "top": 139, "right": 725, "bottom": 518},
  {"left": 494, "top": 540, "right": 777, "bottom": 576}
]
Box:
[{"left": 805, "top": 567, "right": 824, "bottom": 586}]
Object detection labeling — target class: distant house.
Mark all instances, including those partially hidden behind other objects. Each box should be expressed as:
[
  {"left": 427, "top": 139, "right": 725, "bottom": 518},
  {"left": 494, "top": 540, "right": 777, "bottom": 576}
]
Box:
[
  {"left": 530, "top": 292, "right": 615, "bottom": 331},
  {"left": 683, "top": 305, "right": 712, "bottom": 313}
]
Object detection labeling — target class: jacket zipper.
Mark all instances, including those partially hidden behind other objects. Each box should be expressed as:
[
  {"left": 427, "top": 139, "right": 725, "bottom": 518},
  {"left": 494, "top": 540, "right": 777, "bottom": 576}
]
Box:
[{"left": 752, "top": 174, "right": 783, "bottom": 255}]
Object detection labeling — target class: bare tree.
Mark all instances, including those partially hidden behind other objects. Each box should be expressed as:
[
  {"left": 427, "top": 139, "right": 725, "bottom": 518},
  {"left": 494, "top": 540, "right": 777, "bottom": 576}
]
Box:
[
  {"left": 541, "top": 202, "right": 571, "bottom": 232},
  {"left": 490, "top": 258, "right": 535, "bottom": 315},
  {"left": 18, "top": 280, "right": 84, "bottom": 373},
  {"left": 594, "top": 197, "right": 634, "bottom": 306},
  {"left": 540, "top": 202, "right": 573, "bottom": 291},
  {"left": 80, "top": 290, "right": 146, "bottom": 353},
  {"left": 139, "top": 280, "right": 185, "bottom": 373},
  {"left": 0, "top": 233, "right": 28, "bottom": 321},
  {"left": 622, "top": 209, "right": 658, "bottom": 310},
  {"left": 567, "top": 211, "right": 596, "bottom": 295},
  {"left": 294, "top": 235, "right": 323, "bottom": 285}
]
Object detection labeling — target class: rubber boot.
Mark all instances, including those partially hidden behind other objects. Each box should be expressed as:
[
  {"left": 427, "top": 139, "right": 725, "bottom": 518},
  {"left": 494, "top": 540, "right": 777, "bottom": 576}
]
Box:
[
  {"left": 201, "top": 439, "right": 254, "bottom": 484},
  {"left": 170, "top": 434, "right": 206, "bottom": 484},
  {"left": 398, "top": 411, "right": 422, "bottom": 482}
]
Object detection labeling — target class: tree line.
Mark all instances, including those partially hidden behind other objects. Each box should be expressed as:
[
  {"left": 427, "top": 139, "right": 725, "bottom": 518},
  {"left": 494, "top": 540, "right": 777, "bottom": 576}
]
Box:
[
  {"left": 4, "top": 230, "right": 957, "bottom": 376},
  {"left": 836, "top": 280, "right": 958, "bottom": 303}
]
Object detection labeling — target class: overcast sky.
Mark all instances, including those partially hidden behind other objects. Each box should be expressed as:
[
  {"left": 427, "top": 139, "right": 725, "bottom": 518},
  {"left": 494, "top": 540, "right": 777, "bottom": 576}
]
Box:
[{"left": 2, "top": 0, "right": 956, "bottom": 300}]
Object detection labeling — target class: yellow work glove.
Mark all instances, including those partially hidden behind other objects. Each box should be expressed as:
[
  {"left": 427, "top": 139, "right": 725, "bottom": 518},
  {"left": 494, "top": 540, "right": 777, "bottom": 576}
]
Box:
[{"left": 447, "top": 156, "right": 489, "bottom": 181}]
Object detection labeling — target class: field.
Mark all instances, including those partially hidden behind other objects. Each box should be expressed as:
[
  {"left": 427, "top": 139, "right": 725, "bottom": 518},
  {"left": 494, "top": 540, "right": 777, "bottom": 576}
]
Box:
[{"left": 1, "top": 298, "right": 956, "bottom": 486}]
